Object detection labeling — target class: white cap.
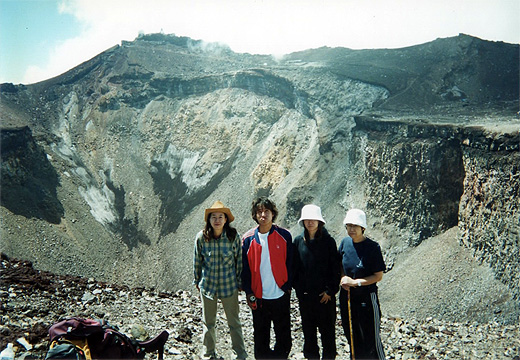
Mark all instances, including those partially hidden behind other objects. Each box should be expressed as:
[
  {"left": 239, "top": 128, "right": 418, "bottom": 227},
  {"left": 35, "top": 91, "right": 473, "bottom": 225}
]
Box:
[
  {"left": 343, "top": 208, "right": 367, "bottom": 229},
  {"left": 298, "top": 204, "right": 326, "bottom": 225}
]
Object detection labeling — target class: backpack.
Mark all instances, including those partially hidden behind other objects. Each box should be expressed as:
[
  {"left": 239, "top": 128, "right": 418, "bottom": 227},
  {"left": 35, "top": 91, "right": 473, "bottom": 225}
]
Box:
[
  {"left": 46, "top": 317, "right": 169, "bottom": 360},
  {"left": 45, "top": 339, "right": 89, "bottom": 360}
]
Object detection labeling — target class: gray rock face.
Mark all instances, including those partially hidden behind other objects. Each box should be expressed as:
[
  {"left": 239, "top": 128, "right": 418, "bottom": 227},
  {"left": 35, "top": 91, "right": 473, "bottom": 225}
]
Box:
[
  {"left": 0, "top": 33, "right": 519, "bottom": 325},
  {"left": 459, "top": 146, "right": 520, "bottom": 299},
  {"left": 351, "top": 116, "right": 520, "bottom": 300},
  {"left": 0, "top": 126, "right": 63, "bottom": 223}
]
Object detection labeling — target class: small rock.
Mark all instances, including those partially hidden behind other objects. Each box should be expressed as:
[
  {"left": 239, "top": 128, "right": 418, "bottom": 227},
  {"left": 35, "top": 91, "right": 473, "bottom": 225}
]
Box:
[
  {"left": 81, "top": 291, "right": 95, "bottom": 302},
  {"left": 130, "top": 324, "right": 148, "bottom": 340}
]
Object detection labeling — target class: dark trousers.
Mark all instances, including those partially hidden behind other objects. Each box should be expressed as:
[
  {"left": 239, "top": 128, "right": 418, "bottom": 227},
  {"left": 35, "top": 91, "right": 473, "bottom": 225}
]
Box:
[
  {"left": 298, "top": 293, "right": 337, "bottom": 359},
  {"left": 339, "top": 288, "right": 386, "bottom": 360},
  {"left": 251, "top": 292, "right": 292, "bottom": 359}
]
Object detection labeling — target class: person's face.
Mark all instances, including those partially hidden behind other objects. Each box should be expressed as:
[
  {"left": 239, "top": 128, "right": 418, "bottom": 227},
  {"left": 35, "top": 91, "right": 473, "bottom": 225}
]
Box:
[
  {"left": 256, "top": 206, "right": 273, "bottom": 227},
  {"left": 303, "top": 219, "right": 319, "bottom": 233},
  {"left": 210, "top": 212, "right": 226, "bottom": 232},
  {"left": 345, "top": 223, "right": 364, "bottom": 238}
]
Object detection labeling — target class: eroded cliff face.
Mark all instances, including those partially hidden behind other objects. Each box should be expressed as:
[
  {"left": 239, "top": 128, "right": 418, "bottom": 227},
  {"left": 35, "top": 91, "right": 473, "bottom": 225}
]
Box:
[
  {"left": 352, "top": 118, "right": 464, "bottom": 244},
  {"left": 0, "top": 34, "right": 518, "bottom": 310},
  {"left": 351, "top": 116, "right": 520, "bottom": 299},
  {"left": 1, "top": 127, "right": 63, "bottom": 224},
  {"left": 459, "top": 147, "right": 519, "bottom": 299}
]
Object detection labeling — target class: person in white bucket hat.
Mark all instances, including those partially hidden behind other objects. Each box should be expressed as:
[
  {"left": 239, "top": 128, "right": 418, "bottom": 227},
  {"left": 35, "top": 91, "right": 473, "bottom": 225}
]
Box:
[
  {"left": 342, "top": 208, "right": 367, "bottom": 229},
  {"left": 338, "top": 209, "right": 386, "bottom": 360},
  {"left": 293, "top": 205, "right": 341, "bottom": 359}
]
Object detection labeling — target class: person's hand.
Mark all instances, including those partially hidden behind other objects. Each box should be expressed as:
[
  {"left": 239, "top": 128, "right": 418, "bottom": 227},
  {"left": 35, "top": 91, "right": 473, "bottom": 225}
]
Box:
[
  {"left": 246, "top": 294, "right": 257, "bottom": 310},
  {"left": 340, "top": 275, "right": 353, "bottom": 290},
  {"left": 319, "top": 292, "right": 331, "bottom": 304}
]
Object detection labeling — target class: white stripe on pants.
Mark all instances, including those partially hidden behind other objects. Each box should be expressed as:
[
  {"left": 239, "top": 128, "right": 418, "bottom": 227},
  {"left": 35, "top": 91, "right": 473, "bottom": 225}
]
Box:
[{"left": 370, "top": 292, "right": 386, "bottom": 360}]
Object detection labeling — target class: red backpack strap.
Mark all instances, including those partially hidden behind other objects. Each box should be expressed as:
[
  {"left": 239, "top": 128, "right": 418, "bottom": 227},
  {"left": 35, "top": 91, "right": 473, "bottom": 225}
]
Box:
[{"left": 138, "top": 331, "right": 169, "bottom": 360}]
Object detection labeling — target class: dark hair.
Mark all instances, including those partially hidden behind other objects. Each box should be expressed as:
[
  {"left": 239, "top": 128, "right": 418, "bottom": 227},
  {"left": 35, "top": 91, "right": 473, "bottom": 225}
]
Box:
[
  {"left": 251, "top": 197, "right": 278, "bottom": 224},
  {"left": 304, "top": 221, "right": 324, "bottom": 242},
  {"left": 203, "top": 213, "right": 237, "bottom": 242}
]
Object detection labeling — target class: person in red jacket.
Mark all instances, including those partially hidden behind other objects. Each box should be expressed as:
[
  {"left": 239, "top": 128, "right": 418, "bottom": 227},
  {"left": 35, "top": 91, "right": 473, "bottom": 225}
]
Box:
[{"left": 242, "top": 197, "right": 294, "bottom": 359}]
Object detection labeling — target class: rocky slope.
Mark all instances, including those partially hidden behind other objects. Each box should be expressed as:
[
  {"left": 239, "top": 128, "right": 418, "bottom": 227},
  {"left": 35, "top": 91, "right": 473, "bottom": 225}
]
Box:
[
  {"left": 1, "top": 33, "right": 519, "bottom": 327},
  {"left": 1, "top": 255, "right": 519, "bottom": 360}
]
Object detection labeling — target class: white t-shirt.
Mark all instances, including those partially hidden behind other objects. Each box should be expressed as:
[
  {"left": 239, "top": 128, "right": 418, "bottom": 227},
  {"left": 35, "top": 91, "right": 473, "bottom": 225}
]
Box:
[{"left": 259, "top": 231, "right": 285, "bottom": 299}]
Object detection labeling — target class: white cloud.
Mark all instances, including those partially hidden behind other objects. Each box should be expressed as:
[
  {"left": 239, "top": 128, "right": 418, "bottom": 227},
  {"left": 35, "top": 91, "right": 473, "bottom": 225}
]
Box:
[{"left": 21, "top": 0, "right": 520, "bottom": 84}]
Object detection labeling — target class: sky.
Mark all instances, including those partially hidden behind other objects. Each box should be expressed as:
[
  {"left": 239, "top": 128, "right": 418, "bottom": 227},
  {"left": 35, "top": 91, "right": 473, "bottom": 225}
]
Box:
[{"left": 1, "top": 0, "right": 519, "bottom": 85}]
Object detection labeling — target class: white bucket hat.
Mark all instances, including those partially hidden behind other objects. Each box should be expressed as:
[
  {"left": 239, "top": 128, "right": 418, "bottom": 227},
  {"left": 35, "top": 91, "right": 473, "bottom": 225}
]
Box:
[
  {"left": 343, "top": 208, "right": 367, "bottom": 229},
  {"left": 298, "top": 204, "right": 326, "bottom": 225}
]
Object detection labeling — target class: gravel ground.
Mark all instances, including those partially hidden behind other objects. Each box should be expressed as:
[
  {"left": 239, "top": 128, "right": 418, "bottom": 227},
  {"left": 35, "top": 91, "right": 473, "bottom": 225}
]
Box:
[{"left": 1, "top": 254, "right": 519, "bottom": 360}]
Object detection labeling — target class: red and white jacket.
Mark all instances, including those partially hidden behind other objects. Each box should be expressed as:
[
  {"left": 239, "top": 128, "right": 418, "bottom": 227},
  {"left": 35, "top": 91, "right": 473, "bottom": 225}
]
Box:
[{"left": 241, "top": 224, "right": 294, "bottom": 299}]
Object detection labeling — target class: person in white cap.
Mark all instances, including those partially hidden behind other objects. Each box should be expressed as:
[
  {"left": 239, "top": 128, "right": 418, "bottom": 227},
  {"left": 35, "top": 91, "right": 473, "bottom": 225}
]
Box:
[
  {"left": 193, "top": 201, "right": 248, "bottom": 360},
  {"left": 338, "top": 209, "right": 386, "bottom": 360},
  {"left": 293, "top": 205, "right": 341, "bottom": 359}
]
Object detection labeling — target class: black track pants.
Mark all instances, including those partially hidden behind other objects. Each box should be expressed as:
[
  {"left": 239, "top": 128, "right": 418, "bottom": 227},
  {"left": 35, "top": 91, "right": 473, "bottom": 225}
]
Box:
[{"left": 339, "top": 288, "right": 386, "bottom": 360}]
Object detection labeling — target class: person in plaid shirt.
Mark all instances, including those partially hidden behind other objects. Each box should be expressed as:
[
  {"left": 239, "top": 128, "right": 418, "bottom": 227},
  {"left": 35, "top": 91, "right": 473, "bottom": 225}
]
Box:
[{"left": 193, "top": 201, "right": 247, "bottom": 360}]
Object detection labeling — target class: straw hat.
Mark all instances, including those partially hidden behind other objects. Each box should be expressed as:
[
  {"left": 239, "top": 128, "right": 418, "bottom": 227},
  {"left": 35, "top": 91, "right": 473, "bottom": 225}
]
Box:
[
  {"left": 298, "top": 204, "right": 326, "bottom": 225},
  {"left": 343, "top": 208, "right": 367, "bottom": 229},
  {"left": 204, "top": 201, "right": 234, "bottom": 222}
]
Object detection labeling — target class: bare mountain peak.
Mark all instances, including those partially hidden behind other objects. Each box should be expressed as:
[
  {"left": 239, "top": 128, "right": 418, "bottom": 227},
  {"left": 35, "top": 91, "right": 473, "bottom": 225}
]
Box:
[{"left": 1, "top": 33, "right": 519, "bottom": 324}]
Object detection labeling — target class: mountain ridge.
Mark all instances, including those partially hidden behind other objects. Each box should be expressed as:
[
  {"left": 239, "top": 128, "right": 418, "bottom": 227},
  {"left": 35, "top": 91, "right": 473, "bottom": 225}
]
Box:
[{"left": 1, "top": 33, "right": 519, "bottom": 324}]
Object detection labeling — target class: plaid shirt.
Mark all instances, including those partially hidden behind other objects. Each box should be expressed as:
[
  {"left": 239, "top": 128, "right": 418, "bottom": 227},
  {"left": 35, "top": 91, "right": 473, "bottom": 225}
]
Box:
[{"left": 193, "top": 230, "right": 242, "bottom": 299}]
